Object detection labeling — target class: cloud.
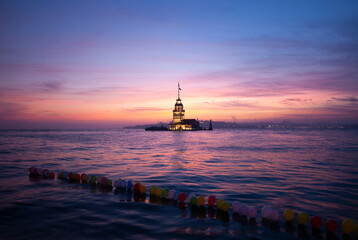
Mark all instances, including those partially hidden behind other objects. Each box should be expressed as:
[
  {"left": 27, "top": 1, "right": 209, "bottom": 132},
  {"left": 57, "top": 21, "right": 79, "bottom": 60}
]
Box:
[
  {"left": 189, "top": 18, "right": 358, "bottom": 98},
  {"left": 39, "top": 81, "right": 64, "bottom": 92},
  {"left": 0, "top": 101, "right": 27, "bottom": 118},
  {"left": 125, "top": 107, "right": 168, "bottom": 113},
  {"left": 331, "top": 96, "right": 357, "bottom": 103},
  {"left": 280, "top": 98, "right": 315, "bottom": 106}
]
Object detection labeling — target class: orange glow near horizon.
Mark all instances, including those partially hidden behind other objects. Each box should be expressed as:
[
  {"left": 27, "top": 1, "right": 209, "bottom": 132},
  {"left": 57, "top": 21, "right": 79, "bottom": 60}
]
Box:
[{"left": 2, "top": 83, "right": 356, "bottom": 128}]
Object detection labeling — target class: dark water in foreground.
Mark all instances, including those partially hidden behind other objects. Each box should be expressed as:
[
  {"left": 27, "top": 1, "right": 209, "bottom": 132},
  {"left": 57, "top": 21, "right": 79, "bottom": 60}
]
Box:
[{"left": 0, "top": 129, "right": 357, "bottom": 239}]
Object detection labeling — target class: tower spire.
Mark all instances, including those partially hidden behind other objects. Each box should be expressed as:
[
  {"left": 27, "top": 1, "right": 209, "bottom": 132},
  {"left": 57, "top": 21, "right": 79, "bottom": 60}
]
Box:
[{"left": 178, "top": 82, "right": 181, "bottom": 100}]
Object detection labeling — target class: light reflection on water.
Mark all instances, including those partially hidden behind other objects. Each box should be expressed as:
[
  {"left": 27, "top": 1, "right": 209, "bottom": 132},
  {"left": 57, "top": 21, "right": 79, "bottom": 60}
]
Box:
[{"left": 0, "top": 129, "right": 357, "bottom": 239}]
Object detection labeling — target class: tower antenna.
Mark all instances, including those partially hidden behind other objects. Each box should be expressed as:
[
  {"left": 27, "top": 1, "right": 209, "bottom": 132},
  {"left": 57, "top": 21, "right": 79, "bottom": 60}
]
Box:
[{"left": 178, "top": 82, "right": 181, "bottom": 100}]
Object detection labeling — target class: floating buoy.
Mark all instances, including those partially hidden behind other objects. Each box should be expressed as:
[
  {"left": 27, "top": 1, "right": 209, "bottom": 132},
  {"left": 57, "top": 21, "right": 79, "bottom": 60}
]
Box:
[
  {"left": 42, "top": 169, "right": 49, "bottom": 176},
  {"left": 106, "top": 179, "right": 112, "bottom": 187},
  {"left": 297, "top": 212, "right": 309, "bottom": 225},
  {"left": 75, "top": 173, "right": 81, "bottom": 181},
  {"left": 310, "top": 216, "right": 322, "bottom": 229},
  {"left": 127, "top": 181, "right": 133, "bottom": 191},
  {"left": 114, "top": 180, "right": 121, "bottom": 188},
  {"left": 179, "top": 192, "right": 186, "bottom": 203},
  {"left": 208, "top": 195, "right": 216, "bottom": 207},
  {"left": 134, "top": 182, "right": 141, "bottom": 192},
  {"left": 120, "top": 180, "right": 126, "bottom": 188},
  {"left": 173, "top": 190, "right": 180, "bottom": 201},
  {"left": 232, "top": 201, "right": 241, "bottom": 213},
  {"left": 101, "top": 177, "right": 107, "bottom": 185},
  {"left": 87, "top": 174, "right": 92, "bottom": 182},
  {"left": 217, "top": 199, "right": 225, "bottom": 210},
  {"left": 81, "top": 173, "right": 88, "bottom": 182},
  {"left": 221, "top": 201, "right": 230, "bottom": 212},
  {"left": 190, "top": 196, "right": 197, "bottom": 205},
  {"left": 155, "top": 187, "right": 162, "bottom": 197},
  {"left": 161, "top": 188, "right": 169, "bottom": 198},
  {"left": 167, "top": 189, "right": 174, "bottom": 199},
  {"left": 72, "top": 172, "right": 78, "bottom": 180},
  {"left": 49, "top": 172, "right": 55, "bottom": 178},
  {"left": 284, "top": 209, "right": 294, "bottom": 222},
  {"left": 270, "top": 208, "right": 279, "bottom": 221},
  {"left": 248, "top": 207, "right": 257, "bottom": 218},
  {"left": 261, "top": 206, "right": 272, "bottom": 219},
  {"left": 197, "top": 196, "right": 205, "bottom": 206},
  {"left": 58, "top": 171, "right": 64, "bottom": 179},
  {"left": 341, "top": 218, "right": 355, "bottom": 234},
  {"left": 187, "top": 193, "right": 196, "bottom": 203},
  {"left": 150, "top": 186, "right": 157, "bottom": 195},
  {"left": 326, "top": 219, "right": 338, "bottom": 232},
  {"left": 140, "top": 184, "right": 146, "bottom": 194},
  {"left": 239, "top": 204, "right": 249, "bottom": 216},
  {"left": 90, "top": 175, "right": 97, "bottom": 184}
]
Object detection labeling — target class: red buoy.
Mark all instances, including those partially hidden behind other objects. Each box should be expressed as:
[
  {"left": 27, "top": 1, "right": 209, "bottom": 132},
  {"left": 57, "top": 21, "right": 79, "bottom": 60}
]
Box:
[
  {"left": 311, "top": 216, "right": 322, "bottom": 228},
  {"left": 326, "top": 219, "right": 338, "bottom": 232},
  {"left": 179, "top": 192, "right": 186, "bottom": 203},
  {"left": 208, "top": 195, "right": 216, "bottom": 206}
]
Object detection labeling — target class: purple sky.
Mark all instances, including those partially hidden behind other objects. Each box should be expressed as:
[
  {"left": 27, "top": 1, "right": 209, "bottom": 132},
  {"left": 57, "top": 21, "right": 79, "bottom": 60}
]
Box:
[{"left": 0, "top": 1, "right": 357, "bottom": 128}]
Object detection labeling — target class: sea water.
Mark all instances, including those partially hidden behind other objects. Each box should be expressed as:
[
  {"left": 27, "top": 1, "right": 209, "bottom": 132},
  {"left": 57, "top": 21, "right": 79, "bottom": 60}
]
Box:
[{"left": 0, "top": 129, "right": 357, "bottom": 239}]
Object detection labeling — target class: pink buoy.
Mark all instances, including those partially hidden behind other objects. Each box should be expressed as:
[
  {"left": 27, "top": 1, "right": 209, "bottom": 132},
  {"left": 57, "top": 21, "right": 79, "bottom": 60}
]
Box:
[
  {"left": 232, "top": 201, "right": 242, "bottom": 213},
  {"left": 239, "top": 204, "right": 249, "bottom": 216},
  {"left": 167, "top": 190, "right": 175, "bottom": 199},
  {"left": 101, "top": 177, "right": 107, "bottom": 185},
  {"left": 261, "top": 206, "right": 272, "bottom": 219},
  {"left": 248, "top": 207, "right": 257, "bottom": 218},
  {"left": 270, "top": 209, "right": 279, "bottom": 221}
]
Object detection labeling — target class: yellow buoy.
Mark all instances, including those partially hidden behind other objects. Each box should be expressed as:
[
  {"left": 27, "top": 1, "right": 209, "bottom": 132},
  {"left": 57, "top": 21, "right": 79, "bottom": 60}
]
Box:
[
  {"left": 342, "top": 218, "right": 355, "bottom": 234},
  {"left": 197, "top": 196, "right": 205, "bottom": 206},
  {"left": 297, "top": 212, "right": 309, "bottom": 225},
  {"left": 221, "top": 201, "right": 230, "bottom": 212},
  {"left": 217, "top": 199, "right": 225, "bottom": 209},
  {"left": 140, "top": 184, "right": 146, "bottom": 194},
  {"left": 150, "top": 186, "right": 157, "bottom": 195},
  {"left": 284, "top": 209, "right": 295, "bottom": 222},
  {"left": 155, "top": 187, "right": 162, "bottom": 197}
]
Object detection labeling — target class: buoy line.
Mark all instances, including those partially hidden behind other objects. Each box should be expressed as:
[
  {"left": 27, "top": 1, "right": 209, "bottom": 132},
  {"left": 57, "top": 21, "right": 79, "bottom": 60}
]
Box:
[{"left": 28, "top": 167, "right": 358, "bottom": 239}]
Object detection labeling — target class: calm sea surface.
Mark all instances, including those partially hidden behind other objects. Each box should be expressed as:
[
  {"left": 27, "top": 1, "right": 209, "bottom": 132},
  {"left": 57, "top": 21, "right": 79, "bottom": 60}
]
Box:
[{"left": 0, "top": 129, "right": 357, "bottom": 239}]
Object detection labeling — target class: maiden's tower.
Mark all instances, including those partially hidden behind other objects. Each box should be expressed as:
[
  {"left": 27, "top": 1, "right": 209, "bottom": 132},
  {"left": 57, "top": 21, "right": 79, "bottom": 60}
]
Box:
[{"left": 169, "top": 83, "right": 200, "bottom": 131}]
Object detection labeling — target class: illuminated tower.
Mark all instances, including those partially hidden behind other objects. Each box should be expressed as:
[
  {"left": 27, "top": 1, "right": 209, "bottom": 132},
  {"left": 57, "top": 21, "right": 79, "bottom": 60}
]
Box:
[{"left": 172, "top": 82, "right": 185, "bottom": 123}]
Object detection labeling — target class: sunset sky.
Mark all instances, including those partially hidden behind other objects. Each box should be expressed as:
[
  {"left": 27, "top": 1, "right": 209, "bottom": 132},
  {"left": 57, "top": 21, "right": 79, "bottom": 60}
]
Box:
[{"left": 1, "top": 1, "right": 357, "bottom": 128}]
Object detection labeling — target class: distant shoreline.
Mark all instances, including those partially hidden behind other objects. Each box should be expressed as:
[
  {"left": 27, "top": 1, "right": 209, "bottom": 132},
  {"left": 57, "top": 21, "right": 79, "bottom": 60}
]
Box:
[{"left": 124, "top": 121, "right": 358, "bottom": 130}]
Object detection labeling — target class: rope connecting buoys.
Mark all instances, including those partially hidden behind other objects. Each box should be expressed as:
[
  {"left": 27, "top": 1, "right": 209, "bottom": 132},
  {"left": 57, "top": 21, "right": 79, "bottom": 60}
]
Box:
[{"left": 28, "top": 166, "right": 357, "bottom": 238}]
